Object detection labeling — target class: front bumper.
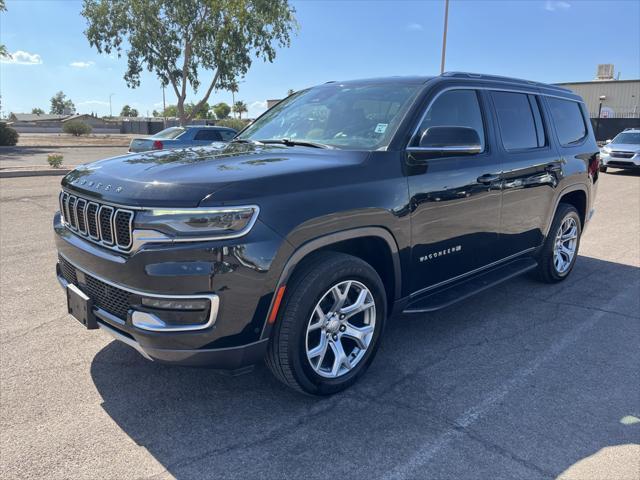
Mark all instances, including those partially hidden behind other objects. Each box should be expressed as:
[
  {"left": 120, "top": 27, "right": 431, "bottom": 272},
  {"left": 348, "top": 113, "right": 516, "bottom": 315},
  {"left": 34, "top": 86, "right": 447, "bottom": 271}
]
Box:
[
  {"left": 56, "top": 260, "right": 269, "bottom": 368},
  {"left": 54, "top": 211, "right": 286, "bottom": 369},
  {"left": 601, "top": 151, "right": 640, "bottom": 169}
]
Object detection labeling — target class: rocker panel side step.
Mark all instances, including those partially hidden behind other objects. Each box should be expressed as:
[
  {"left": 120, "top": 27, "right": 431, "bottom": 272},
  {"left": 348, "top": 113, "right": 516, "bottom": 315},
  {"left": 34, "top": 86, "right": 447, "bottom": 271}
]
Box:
[{"left": 403, "top": 257, "right": 538, "bottom": 313}]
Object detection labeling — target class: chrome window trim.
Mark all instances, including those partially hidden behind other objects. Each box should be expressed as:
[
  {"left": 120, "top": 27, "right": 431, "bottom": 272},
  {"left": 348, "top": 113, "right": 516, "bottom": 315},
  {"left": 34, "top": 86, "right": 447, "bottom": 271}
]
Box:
[
  {"left": 408, "top": 85, "right": 588, "bottom": 150},
  {"left": 58, "top": 253, "right": 219, "bottom": 331}
]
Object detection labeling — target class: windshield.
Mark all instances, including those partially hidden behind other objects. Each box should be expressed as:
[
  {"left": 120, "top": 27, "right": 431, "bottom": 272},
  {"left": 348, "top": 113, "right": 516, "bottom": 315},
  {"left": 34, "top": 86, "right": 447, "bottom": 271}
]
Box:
[
  {"left": 153, "top": 127, "right": 185, "bottom": 140},
  {"left": 238, "top": 82, "right": 422, "bottom": 150},
  {"left": 612, "top": 132, "right": 640, "bottom": 145}
]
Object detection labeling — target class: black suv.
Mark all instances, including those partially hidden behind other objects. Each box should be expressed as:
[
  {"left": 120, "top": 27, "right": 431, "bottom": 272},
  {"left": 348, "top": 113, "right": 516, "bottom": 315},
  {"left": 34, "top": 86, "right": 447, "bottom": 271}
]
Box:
[{"left": 55, "top": 73, "right": 599, "bottom": 395}]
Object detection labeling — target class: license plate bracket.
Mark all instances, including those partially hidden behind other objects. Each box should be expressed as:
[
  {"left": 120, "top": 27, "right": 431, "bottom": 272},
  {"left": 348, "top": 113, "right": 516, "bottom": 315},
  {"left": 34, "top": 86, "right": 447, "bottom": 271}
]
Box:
[{"left": 67, "top": 284, "right": 98, "bottom": 330}]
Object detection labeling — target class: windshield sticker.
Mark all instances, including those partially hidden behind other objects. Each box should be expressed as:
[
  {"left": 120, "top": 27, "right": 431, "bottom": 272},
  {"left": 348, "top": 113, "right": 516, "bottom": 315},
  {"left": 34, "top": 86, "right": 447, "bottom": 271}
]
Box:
[{"left": 374, "top": 123, "right": 388, "bottom": 134}]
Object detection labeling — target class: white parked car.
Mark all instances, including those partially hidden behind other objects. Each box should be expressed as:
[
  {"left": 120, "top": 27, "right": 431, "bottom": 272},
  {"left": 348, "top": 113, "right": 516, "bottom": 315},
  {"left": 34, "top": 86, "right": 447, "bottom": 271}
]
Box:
[{"left": 600, "top": 128, "right": 640, "bottom": 173}]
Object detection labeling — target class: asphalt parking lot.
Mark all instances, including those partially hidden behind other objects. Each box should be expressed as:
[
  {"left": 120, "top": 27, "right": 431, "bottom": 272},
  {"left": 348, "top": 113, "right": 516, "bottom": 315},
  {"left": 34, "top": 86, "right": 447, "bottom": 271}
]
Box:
[{"left": 1, "top": 171, "right": 639, "bottom": 479}]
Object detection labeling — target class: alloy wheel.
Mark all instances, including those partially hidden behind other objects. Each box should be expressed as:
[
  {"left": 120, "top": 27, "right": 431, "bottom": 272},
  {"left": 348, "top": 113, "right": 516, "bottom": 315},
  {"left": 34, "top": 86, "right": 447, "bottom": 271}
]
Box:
[
  {"left": 553, "top": 216, "right": 578, "bottom": 274},
  {"left": 305, "top": 280, "right": 376, "bottom": 379}
]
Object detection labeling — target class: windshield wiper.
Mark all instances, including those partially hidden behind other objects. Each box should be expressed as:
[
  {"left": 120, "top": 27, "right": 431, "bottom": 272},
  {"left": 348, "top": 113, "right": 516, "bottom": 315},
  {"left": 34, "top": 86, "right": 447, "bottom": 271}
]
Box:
[
  {"left": 230, "top": 138, "right": 264, "bottom": 145},
  {"left": 258, "top": 138, "right": 334, "bottom": 149}
]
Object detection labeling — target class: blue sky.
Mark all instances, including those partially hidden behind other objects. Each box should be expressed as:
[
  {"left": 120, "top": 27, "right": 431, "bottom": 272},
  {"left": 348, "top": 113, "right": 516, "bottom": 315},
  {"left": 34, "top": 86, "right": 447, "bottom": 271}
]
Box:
[{"left": 1, "top": 0, "right": 639, "bottom": 118}]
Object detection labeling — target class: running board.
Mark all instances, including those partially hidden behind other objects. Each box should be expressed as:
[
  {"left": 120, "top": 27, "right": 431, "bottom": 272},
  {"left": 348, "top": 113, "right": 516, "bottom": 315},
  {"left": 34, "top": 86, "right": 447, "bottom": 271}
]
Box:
[{"left": 403, "top": 257, "right": 538, "bottom": 313}]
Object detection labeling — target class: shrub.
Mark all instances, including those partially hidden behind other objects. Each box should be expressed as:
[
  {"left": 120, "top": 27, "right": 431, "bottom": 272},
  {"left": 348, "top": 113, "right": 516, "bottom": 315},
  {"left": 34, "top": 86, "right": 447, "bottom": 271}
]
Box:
[
  {"left": 63, "top": 120, "right": 92, "bottom": 136},
  {"left": 215, "top": 118, "right": 249, "bottom": 132},
  {"left": 0, "top": 122, "right": 19, "bottom": 146},
  {"left": 47, "top": 153, "right": 64, "bottom": 168}
]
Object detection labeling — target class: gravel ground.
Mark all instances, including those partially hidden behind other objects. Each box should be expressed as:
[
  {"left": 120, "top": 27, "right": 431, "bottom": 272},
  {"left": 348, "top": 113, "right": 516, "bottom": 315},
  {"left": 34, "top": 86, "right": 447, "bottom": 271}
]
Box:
[
  {"left": 0, "top": 146, "right": 129, "bottom": 168},
  {"left": 1, "top": 171, "right": 638, "bottom": 480}
]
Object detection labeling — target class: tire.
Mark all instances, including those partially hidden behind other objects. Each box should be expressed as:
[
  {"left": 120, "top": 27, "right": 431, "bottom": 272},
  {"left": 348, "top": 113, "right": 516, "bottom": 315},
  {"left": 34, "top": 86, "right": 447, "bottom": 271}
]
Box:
[
  {"left": 599, "top": 165, "right": 608, "bottom": 173},
  {"left": 265, "top": 252, "right": 386, "bottom": 395},
  {"left": 535, "top": 203, "right": 582, "bottom": 283}
]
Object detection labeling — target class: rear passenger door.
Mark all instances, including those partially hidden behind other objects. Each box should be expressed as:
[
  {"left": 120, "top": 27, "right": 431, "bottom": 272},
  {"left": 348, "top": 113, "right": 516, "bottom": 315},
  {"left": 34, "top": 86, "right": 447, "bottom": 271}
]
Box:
[{"left": 488, "top": 90, "right": 560, "bottom": 256}]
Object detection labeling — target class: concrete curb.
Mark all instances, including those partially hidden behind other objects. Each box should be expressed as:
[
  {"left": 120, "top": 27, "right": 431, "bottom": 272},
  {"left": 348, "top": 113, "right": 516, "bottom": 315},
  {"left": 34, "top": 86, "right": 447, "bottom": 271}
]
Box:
[{"left": 0, "top": 167, "right": 75, "bottom": 178}]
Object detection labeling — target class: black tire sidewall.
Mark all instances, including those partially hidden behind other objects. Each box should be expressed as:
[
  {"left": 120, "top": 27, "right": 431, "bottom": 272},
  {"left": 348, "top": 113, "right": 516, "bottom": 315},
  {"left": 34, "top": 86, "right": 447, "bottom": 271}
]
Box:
[
  {"left": 545, "top": 205, "right": 582, "bottom": 281},
  {"left": 286, "top": 257, "right": 386, "bottom": 395}
]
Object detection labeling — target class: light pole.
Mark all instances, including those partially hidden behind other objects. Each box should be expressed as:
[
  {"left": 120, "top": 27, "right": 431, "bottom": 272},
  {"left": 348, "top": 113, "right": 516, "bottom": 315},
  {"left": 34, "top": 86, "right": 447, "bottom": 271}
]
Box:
[
  {"left": 440, "top": 0, "right": 450, "bottom": 74},
  {"left": 109, "top": 93, "right": 115, "bottom": 118},
  {"left": 596, "top": 95, "right": 606, "bottom": 142}
]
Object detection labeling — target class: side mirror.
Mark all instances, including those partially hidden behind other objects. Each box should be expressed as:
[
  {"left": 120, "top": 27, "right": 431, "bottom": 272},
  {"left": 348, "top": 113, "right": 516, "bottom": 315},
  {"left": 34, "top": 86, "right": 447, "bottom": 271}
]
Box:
[
  {"left": 605, "top": 139, "right": 612, "bottom": 144},
  {"left": 416, "top": 126, "right": 482, "bottom": 154}
]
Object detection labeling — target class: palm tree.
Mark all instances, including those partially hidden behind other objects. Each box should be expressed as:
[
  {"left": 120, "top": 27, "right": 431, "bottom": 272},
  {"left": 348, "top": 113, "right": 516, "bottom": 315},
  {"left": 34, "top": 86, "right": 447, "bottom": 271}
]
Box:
[
  {"left": 229, "top": 81, "right": 239, "bottom": 117},
  {"left": 233, "top": 101, "right": 248, "bottom": 119}
]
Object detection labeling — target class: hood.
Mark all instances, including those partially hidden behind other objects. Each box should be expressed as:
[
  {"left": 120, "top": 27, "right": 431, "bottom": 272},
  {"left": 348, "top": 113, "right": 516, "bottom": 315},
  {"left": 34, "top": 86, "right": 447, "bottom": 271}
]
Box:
[
  {"left": 62, "top": 143, "right": 369, "bottom": 207},
  {"left": 608, "top": 143, "right": 640, "bottom": 152}
]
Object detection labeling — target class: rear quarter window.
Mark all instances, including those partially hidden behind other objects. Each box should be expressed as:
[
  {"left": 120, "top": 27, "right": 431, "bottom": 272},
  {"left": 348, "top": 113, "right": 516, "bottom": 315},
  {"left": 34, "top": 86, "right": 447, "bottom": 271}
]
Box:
[{"left": 546, "top": 98, "right": 587, "bottom": 146}]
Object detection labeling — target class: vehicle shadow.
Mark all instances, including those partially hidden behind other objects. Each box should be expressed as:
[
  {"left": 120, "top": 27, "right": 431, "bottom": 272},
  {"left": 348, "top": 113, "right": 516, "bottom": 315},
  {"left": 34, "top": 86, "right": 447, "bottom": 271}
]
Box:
[{"left": 90, "top": 255, "right": 639, "bottom": 479}]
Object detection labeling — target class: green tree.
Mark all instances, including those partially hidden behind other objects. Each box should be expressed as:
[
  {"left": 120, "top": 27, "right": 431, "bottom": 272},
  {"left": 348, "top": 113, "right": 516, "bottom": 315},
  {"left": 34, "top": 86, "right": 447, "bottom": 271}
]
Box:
[
  {"left": 162, "top": 105, "right": 179, "bottom": 117},
  {"left": 81, "top": 0, "right": 296, "bottom": 125},
  {"left": 0, "top": 1, "right": 8, "bottom": 60},
  {"left": 233, "top": 101, "right": 248, "bottom": 119},
  {"left": 213, "top": 102, "right": 231, "bottom": 120},
  {"left": 120, "top": 104, "right": 139, "bottom": 117},
  {"left": 31, "top": 107, "right": 45, "bottom": 115},
  {"left": 186, "top": 101, "right": 211, "bottom": 119},
  {"left": 50, "top": 91, "right": 76, "bottom": 115},
  {"left": 63, "top": 120, "right": 92, "bottom": 136},
  {"left": 152, "top": 109, "right": 160, "bottom": 117}
]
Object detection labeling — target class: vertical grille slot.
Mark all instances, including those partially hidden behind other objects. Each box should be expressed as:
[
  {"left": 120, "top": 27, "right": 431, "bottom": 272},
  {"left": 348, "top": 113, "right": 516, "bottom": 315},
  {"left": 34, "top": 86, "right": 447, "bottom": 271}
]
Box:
[
  {"left": 59, "top": 192, "right": 66, "bottom": 222},
  {"left": 67, "top": 196, "right": 77, "bottom": 229},
  {"left": 114, "top": 210, "right": 133, "bottom": 248},
  {"left": 86, "top": 202, "right": 99, "bottom": 239},
  {"left": 62, "top": 192, "right": 70, "bottom": 222},
  {"left": 99, "top": 206, "right": 115, "bottom": 245},
  {"left": 76, "top": 198, "right": 87, "bottom": 234}
]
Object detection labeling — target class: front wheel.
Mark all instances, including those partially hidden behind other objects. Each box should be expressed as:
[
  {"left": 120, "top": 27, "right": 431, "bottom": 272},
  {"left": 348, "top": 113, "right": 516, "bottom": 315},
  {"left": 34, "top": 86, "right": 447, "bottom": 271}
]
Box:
[
  {"left": 265, "top": 252, "right": 386, "bottom": 395},
  {"left": 535, "top": 203, "right": 582, "bottom": 283}
]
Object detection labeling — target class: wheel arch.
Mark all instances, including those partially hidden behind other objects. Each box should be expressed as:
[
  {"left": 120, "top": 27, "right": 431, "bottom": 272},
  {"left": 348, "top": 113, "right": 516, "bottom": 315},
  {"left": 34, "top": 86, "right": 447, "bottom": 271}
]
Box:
[
  {"left": 544, "top": 183, "right": 588, "bottom": 235},
  {"left": 261, "top": 227, "right": 401, "bottom": 339}
]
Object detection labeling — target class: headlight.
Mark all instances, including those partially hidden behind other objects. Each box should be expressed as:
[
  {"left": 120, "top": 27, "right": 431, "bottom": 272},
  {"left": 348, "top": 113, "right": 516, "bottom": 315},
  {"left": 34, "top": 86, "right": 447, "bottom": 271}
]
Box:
[
  {"left": 602, "top": 147, "right": 611, "bottom": 154},
  {"left": 135, "top": 205, "right": 259, "bottom": 240}
]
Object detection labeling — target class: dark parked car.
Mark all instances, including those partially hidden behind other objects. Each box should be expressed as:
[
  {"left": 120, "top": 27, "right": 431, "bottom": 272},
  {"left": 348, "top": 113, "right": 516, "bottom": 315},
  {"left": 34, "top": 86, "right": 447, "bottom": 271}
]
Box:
[
  {"left": 128, "top": 125, "right": 237, "bottom": 152},
  {"left": 55, "top": 73, "right": 599, "bottom": 395}
]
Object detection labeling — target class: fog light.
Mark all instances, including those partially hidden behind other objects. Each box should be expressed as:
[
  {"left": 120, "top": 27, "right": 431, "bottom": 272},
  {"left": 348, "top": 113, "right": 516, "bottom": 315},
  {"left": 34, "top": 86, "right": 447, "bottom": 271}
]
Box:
[{"left": 141, "top": 297, "right": 208, "bottom": 310}]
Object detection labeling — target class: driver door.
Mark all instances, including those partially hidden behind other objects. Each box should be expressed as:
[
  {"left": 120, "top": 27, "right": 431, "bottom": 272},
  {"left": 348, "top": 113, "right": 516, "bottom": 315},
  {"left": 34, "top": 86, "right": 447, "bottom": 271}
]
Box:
[{"left": 406, "top": 89, "right": 503, "bottom": 294}]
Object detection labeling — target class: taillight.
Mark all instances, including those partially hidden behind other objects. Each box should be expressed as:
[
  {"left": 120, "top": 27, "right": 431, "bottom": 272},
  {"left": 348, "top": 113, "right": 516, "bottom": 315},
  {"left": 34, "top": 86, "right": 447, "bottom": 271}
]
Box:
[{"left": 152, "top": 140, "right": 163, "bottom": 150}]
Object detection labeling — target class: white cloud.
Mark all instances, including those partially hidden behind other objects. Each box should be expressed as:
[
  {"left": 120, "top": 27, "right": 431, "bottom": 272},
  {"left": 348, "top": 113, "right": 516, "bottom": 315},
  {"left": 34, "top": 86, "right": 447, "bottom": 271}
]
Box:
[
  {"left": 406, "top": 23, "right": 424, "bottom": 31},
  {"left": 70, "top": 61, "right": 95, "bottom": 68},
  {"left": 77, "top": 100, "right": 109, "bottom": 106},
  {"left": 545, "top": 1, "right": 571, "bottom": 11},
  {"left": 1, "top": 50, "right": 42, "bottom": 65},
  {"left": 248, "top": 100, "right": 268, "bottom": 119}
]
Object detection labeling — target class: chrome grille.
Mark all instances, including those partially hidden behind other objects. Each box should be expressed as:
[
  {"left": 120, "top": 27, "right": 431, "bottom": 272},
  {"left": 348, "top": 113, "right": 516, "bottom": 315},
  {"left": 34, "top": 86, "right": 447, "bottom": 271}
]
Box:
[
  {"left": 611, "top": 151, "right": 634, "bottom": 159},
  {"left": 59, "top": 191, "right": 134, "bottom": 251}
]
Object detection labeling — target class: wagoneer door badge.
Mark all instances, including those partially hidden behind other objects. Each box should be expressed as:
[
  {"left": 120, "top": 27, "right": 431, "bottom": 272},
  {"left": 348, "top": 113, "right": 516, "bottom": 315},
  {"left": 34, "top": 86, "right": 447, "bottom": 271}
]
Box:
[{"left": 420, "top": 245, "right": 462, "bottom": 263}]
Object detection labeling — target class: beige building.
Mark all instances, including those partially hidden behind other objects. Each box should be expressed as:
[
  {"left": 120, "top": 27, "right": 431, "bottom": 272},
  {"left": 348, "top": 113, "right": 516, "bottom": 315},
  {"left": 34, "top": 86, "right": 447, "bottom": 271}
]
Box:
[{"left": 555, "top": 79, "right": 640, "bottom": 119}]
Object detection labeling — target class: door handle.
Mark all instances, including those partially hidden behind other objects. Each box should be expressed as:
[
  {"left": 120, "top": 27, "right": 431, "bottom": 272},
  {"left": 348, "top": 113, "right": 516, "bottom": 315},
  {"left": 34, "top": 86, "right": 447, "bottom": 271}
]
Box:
[{"left": 477, "top": 173, "right": 500, "bottom": 184}]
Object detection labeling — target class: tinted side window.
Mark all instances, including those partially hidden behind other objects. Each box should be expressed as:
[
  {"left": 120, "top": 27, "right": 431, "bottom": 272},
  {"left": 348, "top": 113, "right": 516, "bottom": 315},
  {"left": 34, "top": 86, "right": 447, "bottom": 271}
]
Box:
[
  {"left": 546, "top": 98, "right": 587, "bottom": 146},
  {"left": 219, "top": 130, "right": 236, "bottom": 141},
  {"left": 194, "top": 130, "right": 223, "bottom": 141},
  {"left": 491, "top": 91, "right": 544, "bottom": 150},
  {"left": 414, "top": 90, "right": 485, "bottom": 151}
]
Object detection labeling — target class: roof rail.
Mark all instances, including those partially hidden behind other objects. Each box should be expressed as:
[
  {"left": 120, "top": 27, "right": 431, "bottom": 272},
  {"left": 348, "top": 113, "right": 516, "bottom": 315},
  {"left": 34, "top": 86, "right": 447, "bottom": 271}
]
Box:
[{"left": 440, "top": 71, "right": 572, "bottom": 92}]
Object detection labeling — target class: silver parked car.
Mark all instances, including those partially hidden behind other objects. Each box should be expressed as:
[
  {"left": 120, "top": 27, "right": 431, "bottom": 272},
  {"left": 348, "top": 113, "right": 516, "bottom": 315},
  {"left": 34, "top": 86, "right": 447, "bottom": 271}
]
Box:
[
  {"left": 600, "top": 128, "right": 640, "bottom": 173},
  {"left": 128, "top": 125, "right": 237, "bottom": 153}
]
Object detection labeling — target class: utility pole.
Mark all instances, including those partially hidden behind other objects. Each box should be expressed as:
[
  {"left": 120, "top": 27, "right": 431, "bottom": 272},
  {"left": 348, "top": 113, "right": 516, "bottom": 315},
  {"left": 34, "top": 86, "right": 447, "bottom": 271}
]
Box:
[
  {"left": 109, "top": 93, "right": 115, "bottom": 118},
  {"left": 162, "top": 84, "right": 166, "bottom": 127},
  {"left": 440, "top": 0, "right": 450, "bottom": 74}
]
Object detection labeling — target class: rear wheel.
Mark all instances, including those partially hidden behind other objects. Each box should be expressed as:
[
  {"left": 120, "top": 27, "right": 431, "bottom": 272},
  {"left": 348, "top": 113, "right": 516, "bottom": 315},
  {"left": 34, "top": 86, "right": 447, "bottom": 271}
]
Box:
[
  {"left": 265, "top": 252, "right": 386, "bottom": 395},
  {"left": 535, "top": 203, "right": 582, "bottom": 283}
]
